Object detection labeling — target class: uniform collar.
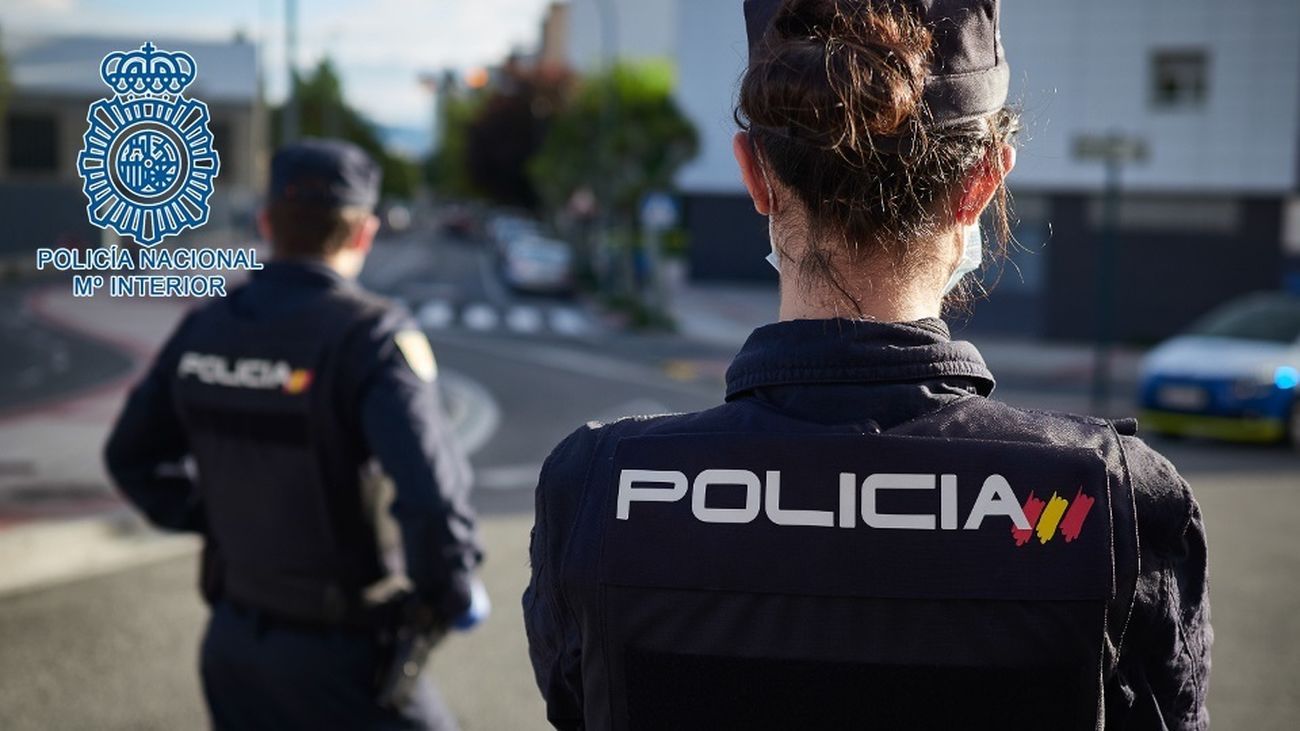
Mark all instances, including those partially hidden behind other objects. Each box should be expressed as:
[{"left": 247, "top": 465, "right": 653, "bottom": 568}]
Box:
[
  {"left": 254, "top": 259, "right": 352, "bottom": 289},
  {"left": 725, "top": 318, "right": 996, "bottom": 400}
]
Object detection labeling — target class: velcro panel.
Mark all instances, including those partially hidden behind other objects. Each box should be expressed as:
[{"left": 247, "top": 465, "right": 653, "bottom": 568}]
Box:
[
  {"left": 600, "top": 433, "right": 1113, "bottom": 602},
  {"left": 626, "top": 648, "right": 1095, "bottom": 731}
]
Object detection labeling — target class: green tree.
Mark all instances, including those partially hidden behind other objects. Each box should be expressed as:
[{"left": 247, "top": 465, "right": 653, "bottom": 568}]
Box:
[
  {"left": 462, "top": 62, "right": 573, "bottom": 209},
  {"left": 0, "top": 34, "right": 10, "bottom": 122},
  {"left": 427, "top": 87, "right": 486, "bottom": 199},
  {"left": 529, "top": 61, "right": 698, "bottom": 223},
  {"left": 271, "top": 58, "right": 418, "bottom": 199}
]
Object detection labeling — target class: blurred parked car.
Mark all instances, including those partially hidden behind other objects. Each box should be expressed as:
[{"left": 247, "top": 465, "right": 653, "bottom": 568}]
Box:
[
  {"left": 500, "top": 235, "right": 575, "bottom": 295},
  {"left": 441, "top": 204, "right": 483, "bottom": 239},
  {"left": 486, "top": 214, "right": 541, "bottom": 254},
  {"left": 1138, "top": 292, "right": 1300, "bottom": 449}
]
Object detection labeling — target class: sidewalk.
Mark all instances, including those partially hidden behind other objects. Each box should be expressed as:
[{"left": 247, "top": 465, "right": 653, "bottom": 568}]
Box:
[
  {"left": 0, "top": 285, "right": 193, "bottom": 594},
  {"left": 667, "top": 281, "right": 1147, "bottom": 389},
  {"left": 0, "top": 286, "right": 187, "bottom": 522}
]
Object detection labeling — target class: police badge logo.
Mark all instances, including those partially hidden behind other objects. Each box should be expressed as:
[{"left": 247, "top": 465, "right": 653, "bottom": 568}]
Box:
[{"left": 76, "top": 42, "right": 221, "bottom": 246}]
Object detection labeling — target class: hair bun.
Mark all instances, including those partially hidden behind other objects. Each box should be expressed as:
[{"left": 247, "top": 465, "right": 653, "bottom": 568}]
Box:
[
  {"left": 736, "top": 0, "right": 1018, "bottom": 290},
  {"left": 761, "top": 0, "right": 932, "bottom": 141}
]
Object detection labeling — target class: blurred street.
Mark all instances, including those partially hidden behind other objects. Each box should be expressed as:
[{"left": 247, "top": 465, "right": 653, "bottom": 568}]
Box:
[{"left": 0, "top": 227, "right": 1295, "bottom": 729}]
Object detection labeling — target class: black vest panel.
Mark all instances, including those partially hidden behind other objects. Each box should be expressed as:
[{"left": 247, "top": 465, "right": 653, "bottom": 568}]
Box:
[
  {"left": 595, "top": 432, "right": 1115, "bottom": 731},
  {"left": 172, "top": 289, "right": 385, "bottom": 624}
]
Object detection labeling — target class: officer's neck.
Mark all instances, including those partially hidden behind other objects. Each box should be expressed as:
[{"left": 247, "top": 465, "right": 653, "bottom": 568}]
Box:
[
  {"left": 276, "top": 251, "right": 365, "bottom": 280},
  {"left": 776, "top": 265, "right": 944, "bottom": 324}
]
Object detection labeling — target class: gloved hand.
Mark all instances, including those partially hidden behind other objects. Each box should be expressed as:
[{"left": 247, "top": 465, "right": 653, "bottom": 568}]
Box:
[{"left": 452, "top": 576, "right": 491, "bottom": 631}]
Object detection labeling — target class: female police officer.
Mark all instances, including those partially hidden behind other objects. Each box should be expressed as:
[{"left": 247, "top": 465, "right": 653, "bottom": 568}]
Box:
[{"left": 524, "top": 1, "right": 1210, "bottom": 729}]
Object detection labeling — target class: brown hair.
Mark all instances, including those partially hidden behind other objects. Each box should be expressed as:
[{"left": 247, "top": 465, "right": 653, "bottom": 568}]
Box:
[
  {"left": 265, "top": 200, "right": 371, "bottom": 258},
  {"left": 736, "top": 0, "right": 1020, "bottom": 299}
]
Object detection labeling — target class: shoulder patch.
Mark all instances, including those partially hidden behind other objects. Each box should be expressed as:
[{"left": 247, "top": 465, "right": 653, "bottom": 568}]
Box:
[{"left": 395, "top": 330, "right": 437, "bottom": 383}]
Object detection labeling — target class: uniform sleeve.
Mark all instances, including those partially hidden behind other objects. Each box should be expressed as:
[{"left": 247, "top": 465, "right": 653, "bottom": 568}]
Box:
[
  {"left": 1118, "top": 435, "right": 1212, "bottom": 730},
  {"left": 103, "top": 313, "right": 204, "bottom": 533},
  {"left": 353, "top": 308, "right": 482, "bottom": 621},
  {"left": 523, "top": 425, "right": 598, "bottom": 730}
]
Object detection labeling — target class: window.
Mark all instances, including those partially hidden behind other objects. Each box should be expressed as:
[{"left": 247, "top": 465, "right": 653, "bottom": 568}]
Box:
[
  {"left": 7, "top": 113, "right": 59, "bottom": 173},
  {"left": 1150, "top": 50, "right": 1208, "bottom": 110}
]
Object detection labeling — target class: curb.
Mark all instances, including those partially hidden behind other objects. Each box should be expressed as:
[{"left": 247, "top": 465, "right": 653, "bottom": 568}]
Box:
[
  {"left": 441, "top": 369, "right": 501, "bottom": 457},
  {"left": 0, "top": 511, "right": 198, "bottom": 598}
]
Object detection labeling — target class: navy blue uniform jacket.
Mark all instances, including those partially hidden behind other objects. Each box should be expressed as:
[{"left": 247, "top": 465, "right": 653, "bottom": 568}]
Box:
[
  {"left": 524, "top": 319, "right": 1211, "bottom": 730},
  {"left": 104, "top": 261, "right": 481, "bottom": 619}
]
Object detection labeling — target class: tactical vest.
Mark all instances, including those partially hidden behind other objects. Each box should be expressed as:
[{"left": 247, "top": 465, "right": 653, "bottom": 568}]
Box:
[
  {"left": 171, "top": 287, "right": 389, "bottom": 625},
  {"left": 575, "top": 396, "right": 1138, "bottom": 730}
]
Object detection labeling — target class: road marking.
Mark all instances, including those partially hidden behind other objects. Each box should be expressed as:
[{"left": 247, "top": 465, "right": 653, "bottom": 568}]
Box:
[
  {"left": 416, "top": 297, "right": 599, "bottom": 339},
  {"left": 549, "top": 307, "right": 590, "bottom": 336},
  {"left": 427, "top": 335, "right": 714, "bottom": 398},
  {"left": 418, "top": 300, "right": 455, "bottom": 330},
  {"left": 441, "top": 369, "right": 501, "bottom": 456},
  {"left": 463, "top": 303, "right": 500, "bottom": 331},
  {"left": 663, "top": 360, "right": 699, "bottom": 382},
  {"left": 506, "top": 306, "right": 544, "bottom": 334}
]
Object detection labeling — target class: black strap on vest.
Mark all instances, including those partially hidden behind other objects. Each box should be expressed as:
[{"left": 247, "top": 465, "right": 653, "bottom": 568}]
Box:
[{"left": 598, "top": 433, "right": 1114, "bottom": 731}]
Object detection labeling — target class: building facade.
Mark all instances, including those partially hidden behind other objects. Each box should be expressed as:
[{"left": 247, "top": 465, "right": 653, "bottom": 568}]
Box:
[
  {"left": 563, "top": 0, "right": 677, "bottom": 72},
  {"left": 0, "top": 34, "right": 264, "bottom": 257},
  {"left": 568, "top": 0, "right": 1300, "bottom": 341}
]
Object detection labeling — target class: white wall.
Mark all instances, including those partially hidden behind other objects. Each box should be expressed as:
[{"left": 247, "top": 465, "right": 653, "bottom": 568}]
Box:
[
  {"left": 676, "top": 0, "right": 750, "bottom": 194},
  {"left": 1005, "top": 0, "right": 1300, "bottom": 193},
  {"left": 566, "top": 0, "right": 678, "bottom": 72},
  {"left": 673, "top": 0, "right": 1300, "bottom": 195}
]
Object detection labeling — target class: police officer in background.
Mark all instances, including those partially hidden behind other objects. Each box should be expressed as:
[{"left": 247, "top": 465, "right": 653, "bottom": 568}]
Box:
[
  {"left": 105, "top": 139, "right": 486, "bottom": 730},
  {"left": 524, "top": 1, "right": 1210, "bottom": 729}
]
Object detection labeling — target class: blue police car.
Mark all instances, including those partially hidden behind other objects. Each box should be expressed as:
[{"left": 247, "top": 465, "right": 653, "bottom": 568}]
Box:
[{"left": 1139, "top": 292, "right": 1300, "bottom": 449}]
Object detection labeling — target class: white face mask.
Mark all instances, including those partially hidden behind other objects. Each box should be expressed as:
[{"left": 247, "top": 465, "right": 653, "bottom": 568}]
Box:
[
  {"left": 765, "top": 219, "right": 781, "bottom": 272},
  {"left": 762, "top": 166, "right": 781, "bottom": 273},
  {"left": 763, "top": 159, "right": 983, "bottom": 289},
  {"left": 943, "top": 223, "right": 983, "bottom": 295}
]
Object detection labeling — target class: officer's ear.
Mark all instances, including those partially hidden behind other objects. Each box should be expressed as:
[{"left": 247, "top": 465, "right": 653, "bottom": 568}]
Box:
[
  {"left": 257, "top": 208, "right": 273, "bottom": 244},
  {"left": 955, "top": 143, "right": 1016, "bottom": 225},
  {"left": 348, "top": 213, "right": 381, "bottom": 256},
  {"left": 733, "top": 132, "right": 775, "bottom": 216}
]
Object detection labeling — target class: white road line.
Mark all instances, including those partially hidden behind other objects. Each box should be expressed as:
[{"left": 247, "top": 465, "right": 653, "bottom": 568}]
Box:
[
  {"left": 418, "top": 300, "right": 455, "bottom": 330},
  {"left": 549, "top": 307, "right": 590, "bottom": 336},
  {"left": 429, "top": 336, "right": 713, "bottom": 398},
  {"left": 506, "top": 306, "right": 544, "bottom": 334},
  {"left": 476, "top": 464, "right": 543, "bottom": 491},
  {"left": 463, "top": 303, "right": 500, "bottom": 331},
  {"left": 440, "top": 369, "right": 501, "bottom": 456}
]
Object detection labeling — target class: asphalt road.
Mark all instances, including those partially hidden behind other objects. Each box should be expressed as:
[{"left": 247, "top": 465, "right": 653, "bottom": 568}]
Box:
[
  {"left": 0, "top": 233, "right": 1297, "bottom": 729},
  {"left": 0, "top": 285, "right": 134, "bottom": 413}
]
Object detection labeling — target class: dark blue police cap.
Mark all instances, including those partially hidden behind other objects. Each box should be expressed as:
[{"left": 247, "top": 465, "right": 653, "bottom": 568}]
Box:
[
  {"left": 270, "top": 139, "right": 381, "bottom": 209},
  {"left": 743, "top": 0, "right": 1010, "bottom": 125}
]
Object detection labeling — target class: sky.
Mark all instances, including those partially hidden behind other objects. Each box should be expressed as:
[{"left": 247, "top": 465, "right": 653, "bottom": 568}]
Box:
[{"left": 2, "top": 0, "right": 555, "bottom": 135}]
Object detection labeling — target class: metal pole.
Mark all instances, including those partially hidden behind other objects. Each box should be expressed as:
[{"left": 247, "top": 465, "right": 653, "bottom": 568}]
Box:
[
  {"left": 281, "top": 0, "right": 299, "bottom": 144},
  {"left": 594, "top": 0, "right": 619, "bottom": 294},
  {"left": 1090, "top": 155, "right": 1122, "bottom": 415}
]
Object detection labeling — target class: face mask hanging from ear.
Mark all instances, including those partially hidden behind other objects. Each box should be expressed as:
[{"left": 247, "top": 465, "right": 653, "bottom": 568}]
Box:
[
  {"left": 943, "top": 223, "right": 983, "bottom": 296},
  {"left": 761, "top": 165, "right": 781, "bottom": 273}
]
